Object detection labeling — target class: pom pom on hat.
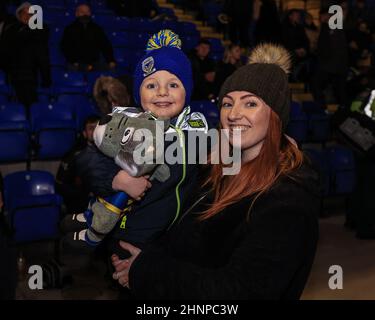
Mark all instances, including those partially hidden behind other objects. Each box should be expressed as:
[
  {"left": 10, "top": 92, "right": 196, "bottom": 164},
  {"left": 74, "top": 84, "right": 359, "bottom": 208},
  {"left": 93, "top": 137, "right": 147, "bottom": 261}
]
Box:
[
  {"left": 133, "top": 30, "right": 193, "bottom": 105},
  {"left": 146, "top": 29, "right": 182, "bottom": 52},
  {"left": 218, "top": 43, "right": 292, "bottom": 132}
]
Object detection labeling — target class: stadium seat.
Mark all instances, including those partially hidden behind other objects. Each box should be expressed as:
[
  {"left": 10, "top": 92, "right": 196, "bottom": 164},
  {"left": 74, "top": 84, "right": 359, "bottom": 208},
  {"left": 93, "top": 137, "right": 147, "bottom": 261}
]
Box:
[
  {"left": 55, "top": 94, "right": 99, "bottom": 129},
  {"left": 0, "top": 94, "right": 7, "bottom": 104},
  {"left": 309, "top": 113, "right": 331, "bottom": 142},
  {"left": 0, "top": 71, "right": 6, "bottom": 86},
  {"left": 287, "top": 101, "right": 309, "bottom": 143},
  {"left": 30, "top": 102, "right": 77, "bottom": 159},
  {"left": 327, "top": 146, "right": 357, "bottom": 195},
  {"left": 3, "top": 170, "right": 62, "bottom": 243},
  {"left": 303, "top": 148, "right": 330, "bottom": 196},
  {"left": 0, "top": 103, "right": 30, "bottom": 163},
  {"left": 52, "top": 71, "right": 87, "bottom": 94},
  {"left": 75, "top": 103, "right": 101, "bottom": 130},
  {"left": 190, "top": 100, "right": 219, "bottom": 128},
  {"left": 109, "top": 31, "right": 132, "bottom": 48}
]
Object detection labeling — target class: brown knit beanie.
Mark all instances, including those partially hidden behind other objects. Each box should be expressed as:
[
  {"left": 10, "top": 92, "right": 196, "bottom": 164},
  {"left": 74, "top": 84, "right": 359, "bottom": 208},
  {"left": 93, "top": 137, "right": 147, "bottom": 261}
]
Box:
[{"left": 218, "top": 44, "right": 292, "bottom": 131}]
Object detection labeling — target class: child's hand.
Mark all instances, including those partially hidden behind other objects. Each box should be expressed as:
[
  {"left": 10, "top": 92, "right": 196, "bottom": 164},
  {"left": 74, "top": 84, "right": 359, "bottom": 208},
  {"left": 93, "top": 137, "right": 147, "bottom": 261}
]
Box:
[{"left": 112, "top": 170, "right": 152, "bottom": 201}]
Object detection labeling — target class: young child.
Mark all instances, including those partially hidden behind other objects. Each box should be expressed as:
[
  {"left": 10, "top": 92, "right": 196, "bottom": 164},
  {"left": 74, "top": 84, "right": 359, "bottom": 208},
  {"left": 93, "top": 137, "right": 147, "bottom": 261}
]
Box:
[{"left": 62, "top": 30, "right": 208, "bottom": 257}]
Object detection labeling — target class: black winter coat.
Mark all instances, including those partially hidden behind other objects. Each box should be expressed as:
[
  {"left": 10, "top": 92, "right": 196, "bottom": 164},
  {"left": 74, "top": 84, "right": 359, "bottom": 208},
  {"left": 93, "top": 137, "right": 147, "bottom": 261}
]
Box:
[
  {"left": 60, "top": 19, "right": 115, "bottom": 65},
  {"left": 3, "top": 21, "right": 51, "bottom": 86},
  {"left": 128, "top": 163, "right": 320, "bottom": 300}
]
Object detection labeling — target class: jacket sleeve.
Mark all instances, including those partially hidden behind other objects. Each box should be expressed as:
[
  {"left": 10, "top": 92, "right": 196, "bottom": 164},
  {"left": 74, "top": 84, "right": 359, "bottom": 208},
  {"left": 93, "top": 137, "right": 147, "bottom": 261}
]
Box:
[
  {"left": 60, "top": 26, "right": 75, "bottom": 64},
  {"left": 75, "top": 146, "right": 121, "bottom": 197},
  {"left": 36, "top": 27, "right": 51, "bottom": 87},
  {"left": 98, "top": 26, "right": 115, "bottom": 64},
  {"left": 129, "top": 204, "right": 314, "bottom": 299}
]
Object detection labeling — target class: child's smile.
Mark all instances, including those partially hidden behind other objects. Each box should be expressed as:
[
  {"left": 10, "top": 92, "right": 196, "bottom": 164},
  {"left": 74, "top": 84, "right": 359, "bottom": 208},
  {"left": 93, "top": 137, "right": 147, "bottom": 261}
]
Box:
[{"left": 140, "top": 70, "right": 186, "bottom": 119}]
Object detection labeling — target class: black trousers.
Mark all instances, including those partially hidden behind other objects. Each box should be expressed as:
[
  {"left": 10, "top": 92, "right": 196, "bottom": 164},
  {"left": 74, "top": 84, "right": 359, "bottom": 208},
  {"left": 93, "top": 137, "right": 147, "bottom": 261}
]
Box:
[
  {"left": 0, "top": 218, "right": 17, "bottom": 300},
  {"left": 347, "top": 156, "right": 375, "bottom": 235}
]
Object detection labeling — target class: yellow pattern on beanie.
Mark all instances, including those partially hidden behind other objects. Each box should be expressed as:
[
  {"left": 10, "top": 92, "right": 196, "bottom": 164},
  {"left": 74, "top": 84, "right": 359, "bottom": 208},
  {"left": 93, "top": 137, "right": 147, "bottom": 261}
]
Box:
[{"left": 146, "top": 29, "right": 182, "bottom": 52}]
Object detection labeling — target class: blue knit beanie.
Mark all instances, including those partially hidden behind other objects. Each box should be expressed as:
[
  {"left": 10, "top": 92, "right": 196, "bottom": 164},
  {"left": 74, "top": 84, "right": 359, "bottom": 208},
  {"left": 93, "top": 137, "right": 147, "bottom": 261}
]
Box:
[{"left": 133, "top": 30, "right": 193, "bottom": 105}]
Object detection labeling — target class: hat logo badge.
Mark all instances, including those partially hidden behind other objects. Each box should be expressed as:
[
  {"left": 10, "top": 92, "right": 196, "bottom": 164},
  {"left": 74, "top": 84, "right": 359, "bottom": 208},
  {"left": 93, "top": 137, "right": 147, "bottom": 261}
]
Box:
[{"left": 142, "top": 57, "right": 156, "bottom": 77}]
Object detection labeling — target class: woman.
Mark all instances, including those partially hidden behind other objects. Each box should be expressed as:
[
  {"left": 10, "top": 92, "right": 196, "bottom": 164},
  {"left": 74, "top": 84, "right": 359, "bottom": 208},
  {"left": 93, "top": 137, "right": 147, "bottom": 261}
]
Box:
[
  {"left": 111, "top": 43, "right": 320, "bottom": 299},
  {"left": 214, "top": 44, "right": 243, "bottom": 96}
]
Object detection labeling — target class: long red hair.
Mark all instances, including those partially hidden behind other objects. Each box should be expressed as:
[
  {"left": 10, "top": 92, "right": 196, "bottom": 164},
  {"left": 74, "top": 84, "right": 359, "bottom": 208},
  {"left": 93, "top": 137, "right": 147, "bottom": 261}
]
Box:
[{"left": 200, "top": 111, "right": 304, "bottom": 220}]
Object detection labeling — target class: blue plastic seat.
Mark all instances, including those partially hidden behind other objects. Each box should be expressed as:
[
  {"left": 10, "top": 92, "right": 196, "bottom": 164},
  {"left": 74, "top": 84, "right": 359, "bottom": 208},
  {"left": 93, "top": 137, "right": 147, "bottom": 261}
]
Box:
[
  {"left": 327, "top": 146, "right": 356, "bottom": 195},
  {"left": 190, "top": 100, "right": 219, "bottom": 128},
  {"left": 0, "top": 103, "right": 30, "bottom": 163},
  {"left": 309, "top": 113, "right": 331, "bottom": 142},
  {"left": 3, "top": 170, "right": 62, "bottom": 243},
  {"left": 303, "top": 148, "right": 330, "bottom": 196},
  {"left": 287, "top": 102, "right": 309, "bottom": 143},
  {"left": 109, "top": 31, "right": 132, "bottom": 48},
  {"left": 0, "top": 71, "right": 6, "bottom": 86},
  {"left": 0, "top": 94, "right": 7, "bottom": 104},
  {"left": 48, "top": 26, "right": 64, "bottom": 46},
  {"left": 52, "top": 70, "right": 86, "bottom": 87},
  {"left": 30, "top": 102, "right": 77, "bottom": 159},
  {"left": 55, "top": 94, "right": 99, "bottom": 129}
]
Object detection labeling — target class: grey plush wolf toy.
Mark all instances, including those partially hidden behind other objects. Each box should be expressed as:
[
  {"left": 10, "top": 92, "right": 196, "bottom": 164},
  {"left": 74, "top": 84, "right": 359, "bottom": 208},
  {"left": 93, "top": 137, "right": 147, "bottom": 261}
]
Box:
[{"left": 62, "top": 108, "right": 170, "bottom": 252}]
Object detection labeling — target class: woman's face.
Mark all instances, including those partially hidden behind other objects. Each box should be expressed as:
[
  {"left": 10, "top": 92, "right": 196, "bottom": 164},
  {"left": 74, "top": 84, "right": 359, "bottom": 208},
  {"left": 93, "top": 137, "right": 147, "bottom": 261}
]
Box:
[
  {"left": 220, "top": 91, "right": 271, "bottom": 161},
  {"left": 231, "top": 46, "right": 241, "bottom": 61},
  {"left": 140, "top": 70, "right": 186, "bottom": 118}
]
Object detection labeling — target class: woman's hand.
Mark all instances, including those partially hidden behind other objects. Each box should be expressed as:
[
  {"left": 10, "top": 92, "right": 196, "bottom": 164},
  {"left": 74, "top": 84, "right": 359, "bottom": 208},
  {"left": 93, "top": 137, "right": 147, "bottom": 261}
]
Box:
[
  {"left": 111, "top": 241, "right": 142, "bottom": 288},
  {"left": 112, "top": 170, "right": 152, "bottom": 201}
]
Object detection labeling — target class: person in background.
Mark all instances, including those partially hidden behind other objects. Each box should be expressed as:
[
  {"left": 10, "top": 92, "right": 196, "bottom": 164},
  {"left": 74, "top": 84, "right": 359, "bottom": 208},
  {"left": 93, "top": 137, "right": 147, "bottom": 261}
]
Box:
[
  {"left": 223, "top": 0, "right": 253, "bottom": 48},
  {"left": 56, "top": 115, "right": 101, "bottom": 215},
  {"left": 282, "top": 9, "right": 310, "bottom": 82},
  {"left": 3, "top": 2, "right": 51, "bottom": 107},
  {"left": 0, "top": 3, "right": 17, "bottom": 75},
  {"left": 304, "top": 12, "right": 319, "bottom": 54},
  {"left": 93, "top": 76, "right": 131, "bottom": 115},
  {"left": 0, "top": 170, "right": 17, "bottom": 300},
  {"left": 347, "top": 21, "right": 372, "bottom": 69},
  {"left": 189, "top": 39, "right": 216, "bottom": 100},
  {"left": 214, "top": 44, "right": 243, "bottom": 96},
  {"left": 60, "top": 4, "right": 116, "bottom": 72},
  {"left": 253, "top": 0, "right": 282, "bottom": 45},
  {"left": 312, "top": 7, "right": 349, "bottom": 110}
]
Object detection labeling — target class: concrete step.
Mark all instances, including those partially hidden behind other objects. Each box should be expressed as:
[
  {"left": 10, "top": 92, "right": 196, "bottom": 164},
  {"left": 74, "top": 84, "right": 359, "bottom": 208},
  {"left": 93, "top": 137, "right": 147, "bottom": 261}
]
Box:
[
  {"left": 174, "top": 8, "right": 184, "bottom": 15},
  {"left": 292, "top": 93, "right": 314, "bottom": 102},
  {"left": 201, "top": 31, "right": 223, "bottom": 39},
  {"left": 197, "top": 25, "right": 214, "bottom": 32},
  {"left": 158, "top": 3, "right": 174, "bottom": 8},
  {"left": 175, "top": 13, "right": 195, "bottom": 20},
  {"left": 289, "top": 83, "right": 306, "bottom": 92}
]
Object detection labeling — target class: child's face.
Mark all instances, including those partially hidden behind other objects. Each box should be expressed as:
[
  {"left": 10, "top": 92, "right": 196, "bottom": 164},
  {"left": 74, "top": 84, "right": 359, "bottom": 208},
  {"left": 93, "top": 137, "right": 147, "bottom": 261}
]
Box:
[{"left": 140, "top": 70, "right": 186, "bottom": 119}]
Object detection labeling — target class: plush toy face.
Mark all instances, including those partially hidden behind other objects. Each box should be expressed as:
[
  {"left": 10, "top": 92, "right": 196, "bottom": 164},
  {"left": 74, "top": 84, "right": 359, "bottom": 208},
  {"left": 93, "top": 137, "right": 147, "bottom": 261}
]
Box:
[{"left": 94, "top": 110, "right": 169, "bottom": 177}]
